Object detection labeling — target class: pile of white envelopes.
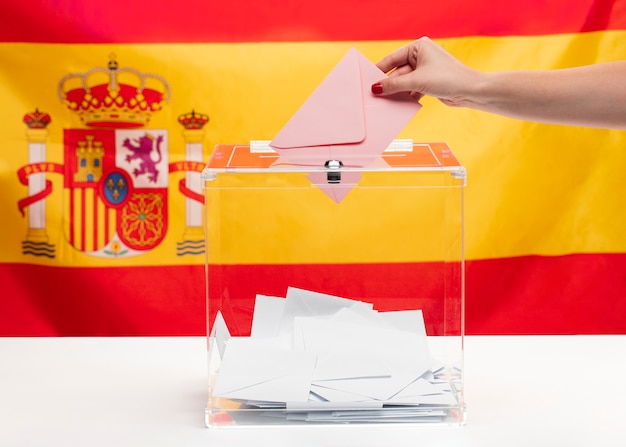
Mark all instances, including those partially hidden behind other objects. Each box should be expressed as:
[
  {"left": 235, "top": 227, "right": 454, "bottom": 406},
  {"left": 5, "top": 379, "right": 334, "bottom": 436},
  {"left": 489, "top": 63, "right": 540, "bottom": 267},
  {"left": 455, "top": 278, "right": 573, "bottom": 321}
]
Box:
[{"left": 210, "top": 287, "right": 461, "bottom": 423}]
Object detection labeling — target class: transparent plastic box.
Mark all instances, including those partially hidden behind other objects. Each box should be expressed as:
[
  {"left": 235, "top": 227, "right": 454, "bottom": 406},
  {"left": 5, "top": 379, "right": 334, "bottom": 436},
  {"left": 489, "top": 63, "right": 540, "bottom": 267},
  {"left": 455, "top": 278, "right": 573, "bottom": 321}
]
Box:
[{"left": 203, "top": 141, "right": 466, "bottom": 427}]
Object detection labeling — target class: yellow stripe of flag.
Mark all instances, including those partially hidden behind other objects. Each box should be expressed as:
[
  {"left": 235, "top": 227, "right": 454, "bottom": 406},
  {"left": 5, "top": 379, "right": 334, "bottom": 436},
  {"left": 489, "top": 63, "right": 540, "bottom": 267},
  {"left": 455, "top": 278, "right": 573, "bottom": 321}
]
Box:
[{"left": 1, "top": 31, "right": 626, "bottom": 266}]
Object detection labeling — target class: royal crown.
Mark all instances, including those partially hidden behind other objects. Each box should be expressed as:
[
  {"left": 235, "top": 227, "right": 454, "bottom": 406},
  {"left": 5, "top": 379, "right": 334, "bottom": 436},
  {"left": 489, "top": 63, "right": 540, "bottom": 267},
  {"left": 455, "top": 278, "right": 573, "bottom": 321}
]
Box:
[
  {"left": 57, "top": 55, "right": 171, "bottom": 129},
  {"left": 178, "top": 110, "right": 210, "bottom": 130},
  {"left": 23, "top": 108, "right": 52, "bottom": 129}
]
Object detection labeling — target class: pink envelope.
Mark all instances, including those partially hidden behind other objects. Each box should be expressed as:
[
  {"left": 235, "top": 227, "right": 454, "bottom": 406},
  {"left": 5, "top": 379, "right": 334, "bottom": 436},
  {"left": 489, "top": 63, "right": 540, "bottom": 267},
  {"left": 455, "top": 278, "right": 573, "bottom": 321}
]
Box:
[{"left": 269, "top": 48, "right": 421, "bottom": 202}]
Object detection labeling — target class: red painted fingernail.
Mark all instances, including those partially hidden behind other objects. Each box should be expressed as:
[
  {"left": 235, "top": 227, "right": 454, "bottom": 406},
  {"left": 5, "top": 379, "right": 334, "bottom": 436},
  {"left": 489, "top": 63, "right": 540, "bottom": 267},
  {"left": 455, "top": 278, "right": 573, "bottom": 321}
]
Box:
[{"left": 371, "top": 82, "right": 383, "bottom": 94}]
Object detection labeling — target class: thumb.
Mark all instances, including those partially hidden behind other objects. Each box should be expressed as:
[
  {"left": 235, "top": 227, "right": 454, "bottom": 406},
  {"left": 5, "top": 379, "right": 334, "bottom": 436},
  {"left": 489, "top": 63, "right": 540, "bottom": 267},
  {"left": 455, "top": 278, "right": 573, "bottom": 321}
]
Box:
[{"left": 371, "top": 73, "right": 416, "bottom": 96}]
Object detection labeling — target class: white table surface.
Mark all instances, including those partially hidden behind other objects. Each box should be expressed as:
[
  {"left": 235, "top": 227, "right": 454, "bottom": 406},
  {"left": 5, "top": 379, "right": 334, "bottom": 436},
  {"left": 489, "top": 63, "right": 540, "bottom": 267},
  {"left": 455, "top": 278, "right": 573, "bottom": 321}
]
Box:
[{"left": 1, "top": 335, "right": 625, "bottom": 447}]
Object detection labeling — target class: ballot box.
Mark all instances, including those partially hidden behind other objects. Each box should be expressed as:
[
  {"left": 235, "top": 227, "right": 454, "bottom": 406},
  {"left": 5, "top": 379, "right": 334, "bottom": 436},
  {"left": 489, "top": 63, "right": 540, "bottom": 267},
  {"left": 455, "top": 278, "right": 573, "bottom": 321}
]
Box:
[{"left": 203, "top": 141, "right": 466, "bottom": 427}]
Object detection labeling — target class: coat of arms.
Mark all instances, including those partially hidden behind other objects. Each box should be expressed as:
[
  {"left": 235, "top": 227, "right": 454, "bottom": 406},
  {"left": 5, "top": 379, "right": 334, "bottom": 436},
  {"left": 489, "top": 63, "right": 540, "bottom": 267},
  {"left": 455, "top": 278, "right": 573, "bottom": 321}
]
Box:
[{"left": 17, "top": 56, "right": 209, "bottom": 259}]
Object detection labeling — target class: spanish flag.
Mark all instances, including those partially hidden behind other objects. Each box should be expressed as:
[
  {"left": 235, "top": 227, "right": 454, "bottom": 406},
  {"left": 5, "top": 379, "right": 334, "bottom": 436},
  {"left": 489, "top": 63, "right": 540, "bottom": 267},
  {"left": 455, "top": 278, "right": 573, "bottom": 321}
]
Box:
[{"left": 1, "top": 1, "right": 626, "bottom": 335}]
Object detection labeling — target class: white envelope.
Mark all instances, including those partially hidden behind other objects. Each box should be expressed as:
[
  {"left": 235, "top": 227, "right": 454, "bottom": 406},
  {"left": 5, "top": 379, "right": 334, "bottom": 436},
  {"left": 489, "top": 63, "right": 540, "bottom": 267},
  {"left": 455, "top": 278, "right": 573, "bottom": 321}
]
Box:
[
  {"left": 279, "top": 286, "right": 373, "bottom": 336},
  {"left": 213, "top": 337, "right": 315, "bottom": 403},
  {"left": 250, "top": 294, "right": 285, "bottom": 339}
]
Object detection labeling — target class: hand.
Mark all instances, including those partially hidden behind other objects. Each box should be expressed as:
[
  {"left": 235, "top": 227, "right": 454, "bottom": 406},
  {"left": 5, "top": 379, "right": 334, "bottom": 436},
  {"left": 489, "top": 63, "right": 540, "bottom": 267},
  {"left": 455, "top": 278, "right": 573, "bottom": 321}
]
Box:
[{"left": 372, "top": 36, "right": 481, "bottom": 107}]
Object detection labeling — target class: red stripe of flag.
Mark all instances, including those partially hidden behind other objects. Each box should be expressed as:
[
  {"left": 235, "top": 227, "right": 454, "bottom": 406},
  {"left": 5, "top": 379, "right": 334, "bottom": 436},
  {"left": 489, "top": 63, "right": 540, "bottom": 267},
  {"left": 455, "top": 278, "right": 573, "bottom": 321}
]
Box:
[
  {"left": 1, "top": 254, "right": 625, "bottom": 336},
  {"left": 2, "top": 0, "right": 626, "bottom": 43},
  {"left": 69, "top": 187, "right": 75, "bottom": 248},
  {"left": 80, "top": 188, "right": 86, "bottom": 252},
  {"left": 93, "top": 190, "right": 98, "bottom": 252}
]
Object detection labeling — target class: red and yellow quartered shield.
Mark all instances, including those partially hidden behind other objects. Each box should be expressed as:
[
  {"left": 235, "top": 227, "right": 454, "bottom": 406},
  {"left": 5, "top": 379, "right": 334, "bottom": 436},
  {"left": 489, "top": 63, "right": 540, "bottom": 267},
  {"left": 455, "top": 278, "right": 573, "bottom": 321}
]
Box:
[{"left": 62, "top": 129, "right": 168, "bottom": 255}]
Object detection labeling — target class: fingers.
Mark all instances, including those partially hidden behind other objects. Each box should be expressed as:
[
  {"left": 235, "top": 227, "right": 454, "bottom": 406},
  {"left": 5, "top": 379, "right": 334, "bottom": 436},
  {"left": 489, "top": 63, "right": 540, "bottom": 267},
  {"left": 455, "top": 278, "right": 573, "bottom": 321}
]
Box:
[
  {"left": 409, "top": 91, "right": 425, "bottom": 102},
  {"left": 375, "top": 45, "right": 411, "bottom": 74},
  {"left": 371, "top": 64, "right": 413, "bottom": 94},
  {"left": 372, "top": 38, "right": 430, "bottom": 96},
  {"left": 388, "top": 64, "right": 414, "bottom": 77},
  {"left": 372, "top": 37, "right": 440, "bottom": 98},
  {"left": 376, "top": 36, "right": 433, "bottom": 72},
  {"left": 371, "top": 72, "right": 418, "bottom": 96}
]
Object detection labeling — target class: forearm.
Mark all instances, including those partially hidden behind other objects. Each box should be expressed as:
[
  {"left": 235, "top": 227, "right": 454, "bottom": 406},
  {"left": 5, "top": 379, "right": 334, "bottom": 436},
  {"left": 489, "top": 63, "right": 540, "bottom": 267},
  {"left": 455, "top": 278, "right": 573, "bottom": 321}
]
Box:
[{"left": 465, "top": 61, "right": 626, "bottom": 129}]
